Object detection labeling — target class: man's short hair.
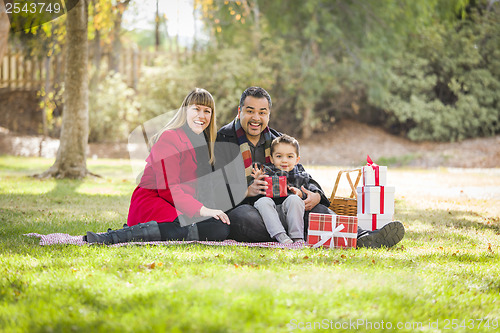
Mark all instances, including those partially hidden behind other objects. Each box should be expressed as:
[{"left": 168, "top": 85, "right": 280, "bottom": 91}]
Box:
[
  {"left": 239, "top": 86, "right": 272, "bottom": 110},
  {"left": 271, "top": 134, "right": 300, "bottom": 156}
]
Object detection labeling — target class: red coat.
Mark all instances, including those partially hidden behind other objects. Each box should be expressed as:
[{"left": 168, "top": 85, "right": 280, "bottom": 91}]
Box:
[{"left": 127, "top": 127, "right": 204, "bottom": 226}]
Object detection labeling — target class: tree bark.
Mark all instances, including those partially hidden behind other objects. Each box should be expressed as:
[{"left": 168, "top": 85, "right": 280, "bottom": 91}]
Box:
[
  {"left": 37, "top": 0, "right": 91, "bottom": 179},
  {"left": 155, "top": 0, "right": 160, "bottom": 52},
  {"left": 108, "top": 0, "right": 130, "bottom": 73},
  {"left": 0, "top": 0, "right": 9, "bottom": 61}
]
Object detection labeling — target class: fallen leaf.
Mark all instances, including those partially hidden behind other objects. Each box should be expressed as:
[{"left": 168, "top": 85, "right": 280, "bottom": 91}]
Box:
[
  {"left": 372, "top": 259, "right": 376, "bottom": 264},
  {"left": 341, "top": 254, "right": 346, "bottom": 259}
]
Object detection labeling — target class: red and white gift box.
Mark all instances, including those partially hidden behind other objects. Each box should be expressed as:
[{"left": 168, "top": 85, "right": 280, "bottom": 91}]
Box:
[
  {"left": 356, "top": 185, "right": 395, "bottom": 215},
  {"left": 363, "top": 155, "right": 387, "bottom": 186},
  {"left": 357, "top": 213, "right": 393, "bottom": 231},
  {"left": 307, "top": 213, "right": 358, "bottom": 249}
]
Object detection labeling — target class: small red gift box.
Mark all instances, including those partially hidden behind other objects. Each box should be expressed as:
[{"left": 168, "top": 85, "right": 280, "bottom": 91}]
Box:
[
  {"left": 264, "top": 175, "right": 287, "bottom": 198},
  {"left": 307, "top": 213, "right": 358, "bottom": 249}
]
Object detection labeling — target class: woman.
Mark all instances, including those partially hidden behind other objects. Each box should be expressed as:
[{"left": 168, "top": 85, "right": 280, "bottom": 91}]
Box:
[{"left": 87, "top": 88, "right": 230, "bottom": 244}]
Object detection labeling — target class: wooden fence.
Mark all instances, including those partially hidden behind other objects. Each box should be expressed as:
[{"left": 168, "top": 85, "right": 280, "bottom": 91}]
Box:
[{"left": 0, "top": 48, "right": 168, "bottom": 91}]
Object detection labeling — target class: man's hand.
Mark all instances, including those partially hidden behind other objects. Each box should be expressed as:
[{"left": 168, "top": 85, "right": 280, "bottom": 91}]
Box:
[
  {"left": 247, "top": 173, "right": 268, "bottom": 197},
  {"left": 301, "top": 186, "right": 321, "bottom": 211}
]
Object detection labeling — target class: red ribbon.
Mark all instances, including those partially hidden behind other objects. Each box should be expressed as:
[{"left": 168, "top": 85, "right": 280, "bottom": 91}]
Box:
[
  {"left": 366, "top": 155, "right": 380, "bottom": 186},
  {"left": 380, "top": 186, "right": 384, "bottom": 214},
  {"left": 362, "top": 186, "right": 384, "bottom": 214}
]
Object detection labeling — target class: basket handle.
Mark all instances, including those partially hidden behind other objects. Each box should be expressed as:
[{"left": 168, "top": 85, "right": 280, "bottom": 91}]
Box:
[{"left": 329, "top": 168, "right": 362, "bottom": 201}]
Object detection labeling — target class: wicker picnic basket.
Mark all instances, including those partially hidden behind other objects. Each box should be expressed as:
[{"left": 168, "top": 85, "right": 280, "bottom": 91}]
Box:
[{"left": 328, "top": 168, "right": 362, "bottom": 216}]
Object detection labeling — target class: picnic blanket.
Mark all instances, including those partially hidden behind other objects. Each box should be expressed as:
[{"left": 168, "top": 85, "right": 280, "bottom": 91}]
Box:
[{"left": 24, "top": 233, "right": 306, "bottom": 249}]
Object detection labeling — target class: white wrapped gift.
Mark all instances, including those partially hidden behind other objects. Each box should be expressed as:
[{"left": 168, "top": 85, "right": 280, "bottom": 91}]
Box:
[
  {"left": 357, "top": 212, "right": 394, "bottom": 231},
  {"left": 362, "top": 165, "right": 387, "bottom": 186},
  {"left": 356, "top": 185, "right": 395, "bottom": 215}
]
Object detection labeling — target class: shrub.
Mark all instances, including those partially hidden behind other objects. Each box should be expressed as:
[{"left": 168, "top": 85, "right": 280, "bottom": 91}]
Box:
[
  {"left": 88, "top": 72, "right": 140, "bottom": 142},
  {"left": 380, "top": 9, "right": 500, "bottom": 141}
]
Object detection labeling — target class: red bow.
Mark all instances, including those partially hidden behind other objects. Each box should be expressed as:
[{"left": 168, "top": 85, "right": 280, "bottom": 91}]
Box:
[{"left": 366, "top": 155, "right": 380, "bottom": 186}]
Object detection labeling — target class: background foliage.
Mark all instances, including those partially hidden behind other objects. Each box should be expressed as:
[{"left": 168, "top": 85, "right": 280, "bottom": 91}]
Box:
[{"left": 7, "top": 0, "right": 500, "bottom": 142}]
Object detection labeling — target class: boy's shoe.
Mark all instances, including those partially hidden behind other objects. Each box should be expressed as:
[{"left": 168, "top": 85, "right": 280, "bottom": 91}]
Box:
[
  {"left": 292, "top": 238, "right": 305, "bottom": 244},
  {"left": 356, "top": 221, "right": 404, "bottom": 249},
  {"left": 275, "top": 232, "right": 293, "bottom": 244}
]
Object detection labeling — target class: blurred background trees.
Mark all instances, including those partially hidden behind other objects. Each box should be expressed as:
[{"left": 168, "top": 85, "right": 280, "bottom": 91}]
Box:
[{"left": 1, "top": 0, "right": 499, "bottom": 145}]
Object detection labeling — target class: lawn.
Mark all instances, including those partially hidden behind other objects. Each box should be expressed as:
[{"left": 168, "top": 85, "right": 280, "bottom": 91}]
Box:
[{"left": 1, "top": 156, "right": 499, "bottom": 332}]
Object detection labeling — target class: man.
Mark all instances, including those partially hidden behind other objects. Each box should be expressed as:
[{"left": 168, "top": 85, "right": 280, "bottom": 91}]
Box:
[{"left": 217, "top": 86, "right": 405, "bottom": 248}]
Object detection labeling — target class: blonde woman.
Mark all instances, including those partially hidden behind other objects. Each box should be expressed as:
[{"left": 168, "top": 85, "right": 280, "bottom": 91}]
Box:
[{"left": 87, "top": 88, "right": 230, "bottom": 244}]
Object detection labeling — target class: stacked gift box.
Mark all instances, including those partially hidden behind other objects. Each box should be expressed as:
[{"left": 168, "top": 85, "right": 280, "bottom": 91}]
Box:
[{"left": 356, "top": 156, "right": 395, "bottom": 231}]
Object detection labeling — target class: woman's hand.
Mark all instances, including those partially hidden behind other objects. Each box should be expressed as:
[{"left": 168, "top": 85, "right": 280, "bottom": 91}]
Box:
[
  {"left": 288, "top": 186, "right": 303, "bottom": 198},
  {"left": 199, "top": 206, "right": 230, "bottom": 225}
]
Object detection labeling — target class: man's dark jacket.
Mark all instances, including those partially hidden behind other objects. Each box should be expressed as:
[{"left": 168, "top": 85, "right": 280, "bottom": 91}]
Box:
[{"left": 216, "top": 119, "right": 330, "bottom": 206}]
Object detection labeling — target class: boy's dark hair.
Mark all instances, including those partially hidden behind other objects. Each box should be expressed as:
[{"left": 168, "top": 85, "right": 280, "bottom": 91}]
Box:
[
  {"left": 271, "top": 135, "right": 300, "bottom": 156},
  {"left": 239, "top": 86, "right": 272, "bottom": 110}
]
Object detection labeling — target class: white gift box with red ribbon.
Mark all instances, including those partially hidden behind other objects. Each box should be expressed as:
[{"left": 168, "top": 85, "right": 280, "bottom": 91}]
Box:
[
  {"left": 356, "top": 185, "right": 395, "bottom": 215},
  {"left": 362, "top": 155, "right": 387, "bottom": 186},
  {"left": 362, "top": 165, "right": 387, "bottom": 186},
  {"left": 357, "top": 213, "right": 394, "bottom": 231}
]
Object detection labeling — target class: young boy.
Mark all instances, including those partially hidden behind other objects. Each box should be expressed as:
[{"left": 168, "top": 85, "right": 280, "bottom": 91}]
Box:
[{"left": 252, "top": 135, "right": 330, "bottom": 244}]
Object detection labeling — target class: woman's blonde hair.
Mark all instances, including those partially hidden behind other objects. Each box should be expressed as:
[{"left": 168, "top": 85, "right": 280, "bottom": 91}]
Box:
[{"left": 150, "top": 88, "right": 217, "bottom": 164}]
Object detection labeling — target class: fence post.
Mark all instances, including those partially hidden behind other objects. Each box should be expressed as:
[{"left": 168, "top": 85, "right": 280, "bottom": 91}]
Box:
[{"left": 7, "top": 50, "right": 11, "bottom": 89}]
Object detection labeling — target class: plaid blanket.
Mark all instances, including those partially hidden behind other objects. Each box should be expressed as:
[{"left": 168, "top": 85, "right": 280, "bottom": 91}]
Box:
[{"left": 24, "top": 233, "right": 306, "bottom": 249}]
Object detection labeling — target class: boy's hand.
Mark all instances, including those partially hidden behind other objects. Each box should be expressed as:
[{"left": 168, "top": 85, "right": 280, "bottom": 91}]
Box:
[
  {"left": 301, "top": 186, "right": 321, "bottom": 211},
  {"left": 288, "top": 186, "right": 303, "bottom": 198},
  {"left": 251, "top": 164, "right": 264, "bottom": 179}
]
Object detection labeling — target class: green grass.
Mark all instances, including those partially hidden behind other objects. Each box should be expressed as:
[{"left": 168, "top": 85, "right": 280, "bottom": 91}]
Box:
[
  {"left": 1, "top": 156, "right": 499, "bottom": 332},
  {"left": 376, "top": 154, "right": 421, "bottom": 167}
]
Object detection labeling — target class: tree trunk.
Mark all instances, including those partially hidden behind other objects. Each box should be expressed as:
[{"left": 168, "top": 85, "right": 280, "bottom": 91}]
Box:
[
  {"left": 37, "top": 0, "right": 91, "bottom": 179},
  {"left": 90, "top": 25, "right": 101, "bottom": 89},
  {"left": 155, "top": 0, "right": 160, "bottom": 52},
  {"left": 301, "top": 105, "right": 313, "bottom": 139},
  {"left": 109, "top": 0, "right": 130, "bottom": 73},
  {"left": 251, "top": 0, "right": 261, "bottom": 52},
  {"left": 0, "top": 0, "right": 9, "bottom": 60}
]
